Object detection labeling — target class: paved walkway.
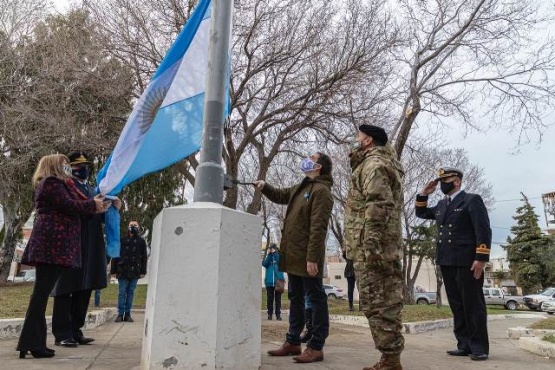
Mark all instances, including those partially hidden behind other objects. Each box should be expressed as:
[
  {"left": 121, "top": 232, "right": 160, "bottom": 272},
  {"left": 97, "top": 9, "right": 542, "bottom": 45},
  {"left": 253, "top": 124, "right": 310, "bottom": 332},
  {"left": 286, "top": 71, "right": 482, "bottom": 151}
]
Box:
[{"left": 0, "top": 312, "right": 553, "bottom": 369}]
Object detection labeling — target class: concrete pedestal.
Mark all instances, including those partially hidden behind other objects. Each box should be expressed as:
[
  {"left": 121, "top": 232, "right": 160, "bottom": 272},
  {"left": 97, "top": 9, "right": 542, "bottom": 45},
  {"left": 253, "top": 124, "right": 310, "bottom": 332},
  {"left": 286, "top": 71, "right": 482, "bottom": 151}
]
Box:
[{"left": 141, "top": 203, "right": 261, "bottom": 369}]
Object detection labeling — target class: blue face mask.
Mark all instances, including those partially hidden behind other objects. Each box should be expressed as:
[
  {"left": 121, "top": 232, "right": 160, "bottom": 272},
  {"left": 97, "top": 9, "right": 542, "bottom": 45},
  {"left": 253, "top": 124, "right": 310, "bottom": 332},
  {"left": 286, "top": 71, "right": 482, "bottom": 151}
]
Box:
[{"left": 300, "top": 158, "right": 316, "bottom": 173}]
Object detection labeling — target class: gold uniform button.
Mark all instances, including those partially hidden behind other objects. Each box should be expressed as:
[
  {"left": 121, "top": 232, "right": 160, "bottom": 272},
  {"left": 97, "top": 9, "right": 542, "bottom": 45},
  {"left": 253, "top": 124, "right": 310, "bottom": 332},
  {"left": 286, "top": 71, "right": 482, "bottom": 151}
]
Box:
[
  {"left": 448, "top": 240, "right": 452, "bottom": 243},
  {"left": 449, "top": 224, "right": 452, "bottom": 227}
]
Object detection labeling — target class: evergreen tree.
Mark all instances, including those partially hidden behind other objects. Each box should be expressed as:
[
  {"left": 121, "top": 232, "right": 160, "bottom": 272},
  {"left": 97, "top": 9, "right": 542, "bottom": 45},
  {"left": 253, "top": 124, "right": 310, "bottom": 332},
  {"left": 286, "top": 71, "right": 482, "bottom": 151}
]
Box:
[{"left": 504, "top": 193, "right": 555, "bottom": 294}]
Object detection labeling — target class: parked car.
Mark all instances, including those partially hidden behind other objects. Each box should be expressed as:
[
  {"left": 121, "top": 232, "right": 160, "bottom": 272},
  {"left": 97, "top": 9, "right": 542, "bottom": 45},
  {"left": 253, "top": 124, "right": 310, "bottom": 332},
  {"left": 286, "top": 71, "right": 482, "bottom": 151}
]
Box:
[
  {"left": 13, "top": 269, "right": 36, "bottom": 283},
  {"left": 523, "top": 287, "right": 555, "bottom": 311},
  {"left": 414, "top": 286, "right": 437, "bottom": 305},
  {"left": 483, "top": 287, "right": 523, "bottom": 310},
  {"left": 540, "top": 299, "right": 555, "bottom": 315},
  {"left": 323, "top": 284, "right": 345, "bottom": 299}
]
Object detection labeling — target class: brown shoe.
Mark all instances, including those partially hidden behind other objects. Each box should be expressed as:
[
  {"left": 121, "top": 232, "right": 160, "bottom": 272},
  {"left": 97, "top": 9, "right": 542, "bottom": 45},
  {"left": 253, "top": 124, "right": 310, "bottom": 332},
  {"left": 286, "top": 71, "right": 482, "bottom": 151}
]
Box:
[
  {"left": 293, "top": 347, "right": 324, "bottom": 363},
  {"left": 267, "top": 342, "right": 302, "bottom": 356},
  {"left": 363, "top": 354, "right": 402, "bottom": 370}
]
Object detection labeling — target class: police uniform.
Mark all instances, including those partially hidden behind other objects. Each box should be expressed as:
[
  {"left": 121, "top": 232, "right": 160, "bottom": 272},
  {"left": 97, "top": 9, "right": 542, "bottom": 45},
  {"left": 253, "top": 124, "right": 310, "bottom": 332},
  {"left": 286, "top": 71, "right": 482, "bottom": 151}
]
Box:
[{"left": 415, "top": 167, "right": 491, "bottom": 359}]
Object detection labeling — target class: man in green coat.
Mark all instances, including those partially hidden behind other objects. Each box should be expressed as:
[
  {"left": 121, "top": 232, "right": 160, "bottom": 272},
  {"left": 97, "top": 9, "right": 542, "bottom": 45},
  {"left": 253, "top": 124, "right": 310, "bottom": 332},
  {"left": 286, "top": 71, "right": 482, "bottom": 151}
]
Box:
[
  {"left": 344, "top": 125, "right": 405, "bottom": 370},
  {"left": 255, "top": 152, "right": 333, "bottom": 364}
]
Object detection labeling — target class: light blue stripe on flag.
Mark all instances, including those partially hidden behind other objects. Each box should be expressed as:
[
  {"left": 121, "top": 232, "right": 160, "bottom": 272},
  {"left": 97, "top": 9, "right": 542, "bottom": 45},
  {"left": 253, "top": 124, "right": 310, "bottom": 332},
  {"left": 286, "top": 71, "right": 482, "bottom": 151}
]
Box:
[{"left": 97, "top": 0, "right": 213, "bottom": 195}]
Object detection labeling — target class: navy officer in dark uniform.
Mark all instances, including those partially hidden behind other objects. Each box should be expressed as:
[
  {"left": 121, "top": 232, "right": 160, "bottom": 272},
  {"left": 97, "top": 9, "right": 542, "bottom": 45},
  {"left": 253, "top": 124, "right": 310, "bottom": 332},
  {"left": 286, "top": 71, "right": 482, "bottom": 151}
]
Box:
[{"left": 415, "top": 167, "right": 491, "bottom": 361}]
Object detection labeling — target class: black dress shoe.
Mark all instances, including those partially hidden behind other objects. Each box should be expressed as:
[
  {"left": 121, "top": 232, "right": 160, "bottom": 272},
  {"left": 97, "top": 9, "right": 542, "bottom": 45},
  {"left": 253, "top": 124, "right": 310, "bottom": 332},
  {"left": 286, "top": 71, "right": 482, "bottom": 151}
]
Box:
[
  {"left": 19, "top": 350, "right": 55, "bottom": 359},
  {"left": 469, "top": 353, "right": 488, "bottom": 361},
  {"left": 446, "top": 349, "right": 470, "bottom": 356},
  {"left": 55, "top": 338, "right": 79, "bottom": 347},
  {"left": 76, "top": 337, "right": 95, "bottom": 345}
]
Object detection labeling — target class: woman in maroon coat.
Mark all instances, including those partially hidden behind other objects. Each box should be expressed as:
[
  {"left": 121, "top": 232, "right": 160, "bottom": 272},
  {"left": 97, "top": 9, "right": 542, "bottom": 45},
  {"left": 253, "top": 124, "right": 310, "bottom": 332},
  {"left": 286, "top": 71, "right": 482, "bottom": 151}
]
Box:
[{"left": 16, "top": 154, "right": 110, "bottom": 359}]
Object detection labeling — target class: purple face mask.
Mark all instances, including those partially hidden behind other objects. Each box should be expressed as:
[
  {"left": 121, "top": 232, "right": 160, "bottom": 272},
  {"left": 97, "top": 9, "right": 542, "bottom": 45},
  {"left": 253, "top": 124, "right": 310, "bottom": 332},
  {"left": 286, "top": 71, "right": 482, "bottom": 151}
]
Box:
[{"left": 300, "top": 158, "right": 316, "bottom": 172}]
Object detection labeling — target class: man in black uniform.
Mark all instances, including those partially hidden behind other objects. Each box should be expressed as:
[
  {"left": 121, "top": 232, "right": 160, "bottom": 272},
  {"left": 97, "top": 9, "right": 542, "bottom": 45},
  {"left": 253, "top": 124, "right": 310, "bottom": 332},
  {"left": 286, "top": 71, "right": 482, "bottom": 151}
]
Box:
[
  {"left": 415, "top": 167, "right": 491, "bottom": 361},
  {"left": 52, "top": 151, "right": 120, "bottom": 347}
]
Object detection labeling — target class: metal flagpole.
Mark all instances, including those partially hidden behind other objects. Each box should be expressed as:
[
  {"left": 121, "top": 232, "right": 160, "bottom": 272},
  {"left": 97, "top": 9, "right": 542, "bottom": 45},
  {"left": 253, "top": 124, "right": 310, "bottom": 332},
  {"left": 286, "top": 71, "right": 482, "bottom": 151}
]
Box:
[{"left": 193, "top": 0, "right": 233, "bottom": 204}]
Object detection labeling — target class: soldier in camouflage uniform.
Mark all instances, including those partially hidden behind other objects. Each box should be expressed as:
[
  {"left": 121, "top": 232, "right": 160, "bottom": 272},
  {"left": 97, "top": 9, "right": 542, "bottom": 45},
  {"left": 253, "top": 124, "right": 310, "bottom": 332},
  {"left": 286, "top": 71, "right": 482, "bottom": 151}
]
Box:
[{"left": 344, "top": 124, "right": 404, "bottom": 370}]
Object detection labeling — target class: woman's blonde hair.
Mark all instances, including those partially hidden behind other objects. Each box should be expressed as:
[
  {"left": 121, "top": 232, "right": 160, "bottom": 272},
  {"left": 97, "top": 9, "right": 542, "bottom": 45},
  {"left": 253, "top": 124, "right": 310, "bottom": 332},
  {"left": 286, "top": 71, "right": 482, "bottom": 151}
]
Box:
[{"left": 32, "top": 154, "right": 71, "bottom": 188}]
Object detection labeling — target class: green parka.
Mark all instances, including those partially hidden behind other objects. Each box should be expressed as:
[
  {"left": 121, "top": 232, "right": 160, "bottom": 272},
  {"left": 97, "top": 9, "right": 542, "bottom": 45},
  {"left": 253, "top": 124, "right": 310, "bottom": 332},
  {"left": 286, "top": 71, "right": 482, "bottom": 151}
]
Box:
[{"left": 261, "top": 174, "right": 333, "bottom": 278}]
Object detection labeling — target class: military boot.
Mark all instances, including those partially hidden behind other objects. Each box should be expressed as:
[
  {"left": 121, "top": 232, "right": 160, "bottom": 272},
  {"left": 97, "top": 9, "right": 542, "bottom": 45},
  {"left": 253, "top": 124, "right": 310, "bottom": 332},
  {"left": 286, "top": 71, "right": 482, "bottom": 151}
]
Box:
[
  {"left": 300, "top": 308, "right": 313, "bottom": 343},
  {"left": 363, "top": 354, "right": 402, "bottom": 370}
]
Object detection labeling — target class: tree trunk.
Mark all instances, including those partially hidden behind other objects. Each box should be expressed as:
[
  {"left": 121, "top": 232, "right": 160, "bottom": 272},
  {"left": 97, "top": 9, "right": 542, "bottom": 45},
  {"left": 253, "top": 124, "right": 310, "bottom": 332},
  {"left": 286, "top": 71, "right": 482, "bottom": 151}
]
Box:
[
  {"left": 435, "top": 264, "right": 444, "bottom": 307},
  {"left": 0, "top": 209, "right": 26, "bottom": 284}
]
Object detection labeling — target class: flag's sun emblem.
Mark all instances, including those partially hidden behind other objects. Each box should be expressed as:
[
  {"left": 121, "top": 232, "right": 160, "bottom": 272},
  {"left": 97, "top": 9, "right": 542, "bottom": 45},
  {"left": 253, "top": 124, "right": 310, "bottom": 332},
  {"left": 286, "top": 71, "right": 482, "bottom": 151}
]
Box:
[{"left": 137, "top": 86, "right": 169, "bottom": 135}]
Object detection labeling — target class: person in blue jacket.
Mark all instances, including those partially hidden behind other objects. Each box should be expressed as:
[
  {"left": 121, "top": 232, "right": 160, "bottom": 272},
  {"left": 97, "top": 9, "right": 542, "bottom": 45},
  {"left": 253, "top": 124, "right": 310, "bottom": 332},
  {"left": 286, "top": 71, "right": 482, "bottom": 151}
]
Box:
[{"left": 262, "top": 244, "right": 285, "bottom": 320}]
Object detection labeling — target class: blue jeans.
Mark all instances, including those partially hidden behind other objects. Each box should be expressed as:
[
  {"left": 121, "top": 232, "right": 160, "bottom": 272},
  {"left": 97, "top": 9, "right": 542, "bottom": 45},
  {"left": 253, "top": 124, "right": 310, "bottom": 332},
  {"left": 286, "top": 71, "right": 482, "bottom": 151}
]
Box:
[
  {"left": 117, "top": 279, "right": 139, "bottom": 315},
  {"left": 286, "top": 274, "right": 329, "bottom": 350},
  {"left": 94, "top": 290, "right": 101, "bottom": 306}
]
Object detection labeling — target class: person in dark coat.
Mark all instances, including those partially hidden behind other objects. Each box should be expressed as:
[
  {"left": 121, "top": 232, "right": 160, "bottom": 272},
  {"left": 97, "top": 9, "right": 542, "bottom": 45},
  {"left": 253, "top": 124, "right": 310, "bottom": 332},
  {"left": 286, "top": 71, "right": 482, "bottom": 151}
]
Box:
[
  {"left": 51, "top": 151, "right": 121, "bottom": 347},
  {"left": 415, "top": 167, "right": 492, "bottom": 361},
  {"left": 16, "top": 154, "right": 109, "bottom": 359},
  {"left": 111, "top": 220, "right": 148, "bottom": 322},
  {"left": 342, "top": 251, "right": 356, "bottom": 311},
  {"left": 255, "top": 152, "right": 334, "bottom": 364}
]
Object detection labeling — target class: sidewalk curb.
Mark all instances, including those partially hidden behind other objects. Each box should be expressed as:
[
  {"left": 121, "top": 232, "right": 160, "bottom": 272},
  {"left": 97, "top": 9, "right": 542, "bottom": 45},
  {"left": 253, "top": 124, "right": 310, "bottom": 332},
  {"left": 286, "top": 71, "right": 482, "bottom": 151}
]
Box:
[
  {"left": 507, "top": 327, "right": 555, "bottom": 339},
  {"left": 329, "top": 313, "right": 547, "bottom": 334},
  {"left": 0, "top": 307, "right": 117, "bottom": 340},
  {"left": 519, "top": 337, "right": 555, "bottom": 359}
]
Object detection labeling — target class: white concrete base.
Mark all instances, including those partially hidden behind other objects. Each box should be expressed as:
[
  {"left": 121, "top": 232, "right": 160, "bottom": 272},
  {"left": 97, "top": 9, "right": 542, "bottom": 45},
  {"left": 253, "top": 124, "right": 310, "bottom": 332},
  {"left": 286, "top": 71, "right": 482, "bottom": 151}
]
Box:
[{"left": 141, "top": 203, "right": 261, "bottom": 370}]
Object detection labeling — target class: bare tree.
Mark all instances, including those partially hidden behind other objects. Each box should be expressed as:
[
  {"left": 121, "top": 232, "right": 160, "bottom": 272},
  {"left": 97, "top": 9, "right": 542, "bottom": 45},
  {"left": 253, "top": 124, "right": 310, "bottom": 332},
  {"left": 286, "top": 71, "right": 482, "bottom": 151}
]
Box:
[
  {"left": 84, "top": 0, "right": 400, "bottom": 214},
  {"left": 0, "top": 8, "right": 133, "bottom": 281},
  {"left": 391, "top": 0, "right": 555, "bottom": 157}
]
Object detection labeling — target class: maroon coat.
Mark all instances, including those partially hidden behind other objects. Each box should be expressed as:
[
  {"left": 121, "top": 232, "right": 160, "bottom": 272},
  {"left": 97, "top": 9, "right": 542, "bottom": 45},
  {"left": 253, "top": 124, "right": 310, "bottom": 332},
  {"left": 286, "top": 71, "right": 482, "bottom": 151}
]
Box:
[{"left": 22, "top": 177, "right": 97, "bottom": 268}]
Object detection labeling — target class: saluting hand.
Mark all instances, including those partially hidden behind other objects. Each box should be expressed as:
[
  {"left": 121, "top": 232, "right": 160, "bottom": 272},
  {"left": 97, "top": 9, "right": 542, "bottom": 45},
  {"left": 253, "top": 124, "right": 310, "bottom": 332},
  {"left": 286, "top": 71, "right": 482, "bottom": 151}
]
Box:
[
  {"left": 471, "top": 260, "right": 486, "bottom": 279},
  {"left": 420, "top": 180, "right": 438, "bottom": 196}
]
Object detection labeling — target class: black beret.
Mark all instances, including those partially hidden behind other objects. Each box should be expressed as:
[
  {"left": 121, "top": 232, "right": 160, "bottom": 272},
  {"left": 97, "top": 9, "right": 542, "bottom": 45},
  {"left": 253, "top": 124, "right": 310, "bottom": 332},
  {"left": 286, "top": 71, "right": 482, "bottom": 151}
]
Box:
[
  {"left": 67, "top": 151, "right": 92, "bottom": 165},
  {"left": 436, "top": 167, "right": 463, "bottom": 181},
  {"left": 358, "top": 124, "right": 388, "bottom": 145}
]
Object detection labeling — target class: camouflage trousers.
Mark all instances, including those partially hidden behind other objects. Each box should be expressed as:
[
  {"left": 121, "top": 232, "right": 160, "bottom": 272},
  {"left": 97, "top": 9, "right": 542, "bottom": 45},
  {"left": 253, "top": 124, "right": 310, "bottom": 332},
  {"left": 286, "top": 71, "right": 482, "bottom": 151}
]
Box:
[{"left": 354, "top": 259, "right": 404, "bottom": 355}]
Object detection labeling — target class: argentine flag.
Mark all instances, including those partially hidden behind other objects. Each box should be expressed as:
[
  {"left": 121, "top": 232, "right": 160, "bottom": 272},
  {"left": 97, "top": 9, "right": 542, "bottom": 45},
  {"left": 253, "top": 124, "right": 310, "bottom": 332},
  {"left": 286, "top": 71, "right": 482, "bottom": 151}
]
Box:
[{"left": 97, "top": 0, "right": 213, "bottom": 195}]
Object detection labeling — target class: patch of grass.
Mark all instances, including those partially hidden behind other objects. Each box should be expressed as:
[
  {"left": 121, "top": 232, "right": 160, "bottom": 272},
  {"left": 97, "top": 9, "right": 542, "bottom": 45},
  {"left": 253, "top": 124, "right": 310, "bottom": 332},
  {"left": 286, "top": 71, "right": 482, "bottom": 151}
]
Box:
[
  {"left": 543, "top": 334, "right": 555, "bottom": 344},
  {"left": 529, "top": 317, "right": 555, "bottom": 330},
  {"left": 0, "top": 283, "right": 147, "bottom": 319}
]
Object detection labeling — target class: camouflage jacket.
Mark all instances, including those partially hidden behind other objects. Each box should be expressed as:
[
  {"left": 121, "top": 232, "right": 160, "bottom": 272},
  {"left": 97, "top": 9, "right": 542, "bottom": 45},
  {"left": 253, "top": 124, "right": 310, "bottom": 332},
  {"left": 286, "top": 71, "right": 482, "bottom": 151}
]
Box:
[{"left": 344, "top": 145, "right": 404, "bottom": 263}]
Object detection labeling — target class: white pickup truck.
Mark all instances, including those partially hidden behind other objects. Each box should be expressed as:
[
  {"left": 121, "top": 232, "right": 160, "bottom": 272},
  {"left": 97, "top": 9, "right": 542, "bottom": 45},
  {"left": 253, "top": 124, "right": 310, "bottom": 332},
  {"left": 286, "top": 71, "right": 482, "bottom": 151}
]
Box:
[{"left": 483, "top": 287, "right": 523, "bottom": 310}]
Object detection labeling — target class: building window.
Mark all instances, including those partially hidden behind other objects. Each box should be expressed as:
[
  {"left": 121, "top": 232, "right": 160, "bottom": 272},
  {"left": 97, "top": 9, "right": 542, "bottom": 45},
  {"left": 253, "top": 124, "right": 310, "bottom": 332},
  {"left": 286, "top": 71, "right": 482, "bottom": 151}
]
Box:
[{"left": 335, "top": 275, "right": 342, "bottom": 280}]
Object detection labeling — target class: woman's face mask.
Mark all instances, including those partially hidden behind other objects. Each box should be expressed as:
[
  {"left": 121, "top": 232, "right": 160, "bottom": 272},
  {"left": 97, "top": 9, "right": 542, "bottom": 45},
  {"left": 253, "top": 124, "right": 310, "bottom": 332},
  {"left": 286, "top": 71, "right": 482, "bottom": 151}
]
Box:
[{"left": 63, "top": 163, "right": 72, "bottom": 176}]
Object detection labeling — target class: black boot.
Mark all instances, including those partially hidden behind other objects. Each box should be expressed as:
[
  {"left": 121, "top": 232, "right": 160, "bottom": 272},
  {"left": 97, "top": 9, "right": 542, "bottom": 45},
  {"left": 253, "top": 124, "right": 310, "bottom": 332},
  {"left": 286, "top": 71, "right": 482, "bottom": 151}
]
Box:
[
  {"left": 349, "top": 302, "right": 354, "bottom": 311},
  {"left": 300, "top": 308, "right": 313, "bottom": 343}
]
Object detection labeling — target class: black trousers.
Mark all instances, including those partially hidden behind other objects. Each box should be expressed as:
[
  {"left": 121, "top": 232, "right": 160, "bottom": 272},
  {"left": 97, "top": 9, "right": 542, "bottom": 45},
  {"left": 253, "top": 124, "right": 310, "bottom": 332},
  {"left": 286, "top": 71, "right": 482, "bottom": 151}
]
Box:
[
  {"left": 347, "top": 276, "right": 356, "bottom": 305},
  {"left": 52, "top": 289, "right": 92, "bottom": 341},
  {"left": 286, "top": 274, "right": 329, "bottom": 350},
  {"left": 17, "top": 264, "right": 64, "bottom": 351},
  {"left": 441, "top": 265, "right": 489, "bottom": 355},
  {"left": 265, "top": 286, "right": 282, "bottom": 317}
]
